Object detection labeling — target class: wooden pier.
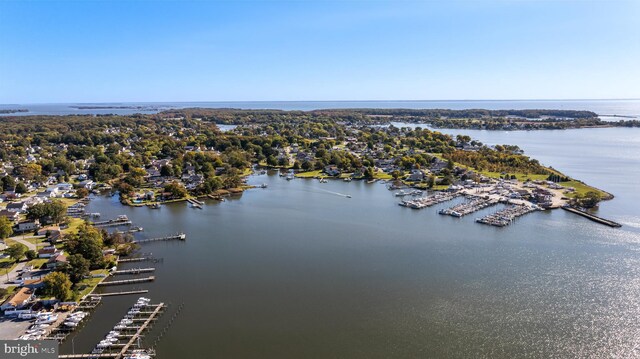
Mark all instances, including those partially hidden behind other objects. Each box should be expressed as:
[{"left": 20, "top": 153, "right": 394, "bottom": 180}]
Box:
[
  {"left": 98, "top": 276, "right": 155, "bottom": 286},
  {"left": 91, "top": 290, "right": 149, "bottom": 297},
  {"left": 118, "top": 257, "right": 152, "bottom": 263},
  {"left": 93, "top": 219, "right": 132, "bottom": 228},
  {"left": 112, "top": 268, "right": 156, "bottom": 275},
  {"left": 562, "top": 206, "right": 622, "bottom": 227},
  {"left": 133, "top": 233, "right": 186, "bottom": 244}
]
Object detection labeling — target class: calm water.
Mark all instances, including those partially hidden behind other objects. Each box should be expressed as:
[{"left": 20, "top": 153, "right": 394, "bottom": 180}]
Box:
[
  {"left": 1, "top": 99, "right": 640, "bottom": 117},
  {"left": 59, "top": 128, "right": 640, "bottom": 358}
]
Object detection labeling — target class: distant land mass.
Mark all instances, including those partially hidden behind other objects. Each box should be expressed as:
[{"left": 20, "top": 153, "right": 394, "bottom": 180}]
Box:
[
  {"left": 159, "top": 108, "right": 640, "bottom": 130},
  {"left": 0, "top": 108, "right": 28, "bottom": 114}
]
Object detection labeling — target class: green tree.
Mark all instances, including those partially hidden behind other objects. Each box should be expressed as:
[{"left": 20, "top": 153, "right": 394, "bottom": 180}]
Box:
[
  {"left": 43, "top": 272, "right": 72, "bottom": 301},
  {"left": 163, "top": 181, "right": 188, "bottom": 198},
  {"left": 25, "top": 250, "right": 37, "bottom": 261},
  {"left": 427, "top": 175, "right": 436, "bottom": 188},
  {"left": 15, "top": 182, "right": 28, "bottom": 194},
  {"left": 1, "top": 176, "right": 16, "bottom": 191},
  {"left": 26, "top": 200, "right": 67, "bottom": 224},
  {"left": 66, "top": 254, "right": 90, "bottom": 284},
  {"left": 76, "top": 188, "right": 89, "bottom": 198},
  {"left": 0, "top": 217, "right": 13, "bottom": 240},
  {"left": 5, "top": 243, "right": 26, "bottom": 263},
  {"left": 66, "top": 224, "right": 105, "bottom": 269}
]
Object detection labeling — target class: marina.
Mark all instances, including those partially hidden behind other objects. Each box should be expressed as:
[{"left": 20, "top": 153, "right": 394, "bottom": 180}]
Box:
[
  {"left": 59, "top": 297, "right": 165, "bottom": 359},
  {"left": 476, "top": 204, "right": 539, "bottom": 227},
  {"left": 438, "top": 196, "right": 499, "bottom": 217},
  {"left": 398, "top": 191, "right": 461, "bottom": 209}
]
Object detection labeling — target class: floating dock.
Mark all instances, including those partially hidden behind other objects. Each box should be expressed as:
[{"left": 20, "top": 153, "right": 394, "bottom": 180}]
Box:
[
  {"left": 97, "top": 276, "right": 155, "bottom": 286},
  {"left": 562, "top": 206, "right": 622, "bottom": 228}
]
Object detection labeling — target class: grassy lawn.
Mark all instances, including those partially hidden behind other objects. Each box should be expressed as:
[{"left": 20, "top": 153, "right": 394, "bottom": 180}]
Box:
[
  {"left": 373, "top": 170, "right": 393, "bottom": 180},
  {"left": 74, "top": 269, "right": 109, "bottom": 300},
  {"left": 58, "top": 197, "right": 81, "bottom": 207},
  {"left": 559, "top": 180, "right": 609, "bottom": 198},
  {"left": 0, "top": 256, "right": 18, "bottom": 278},
  {"left": 295, "top": 170, "right": 323, "bottom": 178},
  {"left": 63, "top": 217, "right": 85, "bottom": 235},
  {"left": 26, "top": 258, "right": 48, "bottom": 270},
  {"left": 0, "top": 286, "right": 16, "bottom": 303}
]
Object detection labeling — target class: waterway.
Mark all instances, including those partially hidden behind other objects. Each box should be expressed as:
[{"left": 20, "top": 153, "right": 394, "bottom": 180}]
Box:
[
  {"left": 1, "top": 99, "right": 639, "bottom": 117},
  {"left": 59, "top": 127, "right": 640, "bottom": 358}
]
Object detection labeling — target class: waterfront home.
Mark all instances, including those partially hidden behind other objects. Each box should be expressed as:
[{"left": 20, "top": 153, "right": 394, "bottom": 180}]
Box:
[
  {"left": 406, "top": 169, "right": 425, "bottom": 182},
  {"left": 1, "top": 288, "right": 35, "bottom": 311},
  {"left": 0, "top": 209, "right": 20, "bottom": 223},
  {"left": 57, "top": 183, "right": 74, "bottom": 192},
  {"left": 324, "top": 165, "right": 341, "bottom": 177},
  {"left": 79, "top": 180, "right": 96, "bottom": 189}
]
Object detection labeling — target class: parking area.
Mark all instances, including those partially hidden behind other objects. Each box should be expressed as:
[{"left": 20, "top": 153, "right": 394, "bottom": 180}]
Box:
[{"left": 0, "top": 316, "right": 31, "bottom": 340}]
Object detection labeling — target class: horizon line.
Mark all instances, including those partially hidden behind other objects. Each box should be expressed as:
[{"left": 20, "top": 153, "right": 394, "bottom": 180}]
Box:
[{"left": 2, "top": 98, "right": 640, "bottom": 106}]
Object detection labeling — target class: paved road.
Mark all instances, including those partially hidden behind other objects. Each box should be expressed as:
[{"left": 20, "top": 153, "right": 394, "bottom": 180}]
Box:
[
  {"left": 0, "top": 236, "right": 42, "bottom": 288},
  {"left": 10, "top": 236, "right": 39, "bottom": 251}
]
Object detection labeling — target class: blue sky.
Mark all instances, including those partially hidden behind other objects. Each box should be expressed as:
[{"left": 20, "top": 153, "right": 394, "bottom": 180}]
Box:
[{"left": 0, "top": 0, "right": 639, "bottom": 103}]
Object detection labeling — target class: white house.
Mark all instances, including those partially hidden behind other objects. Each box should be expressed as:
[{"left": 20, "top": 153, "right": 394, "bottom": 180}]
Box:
[{"left": 16, "top": 220, "right": 40, "bottom": 233}]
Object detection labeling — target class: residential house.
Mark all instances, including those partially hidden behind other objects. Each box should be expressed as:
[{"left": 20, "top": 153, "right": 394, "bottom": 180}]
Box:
[
  {"left": 16, "top": 220, "right": 40, "bottom": 233},
  {"left": 37, "top": 246, "right": 59, "bottom": 258},
  {"left": 79, "top": 180, "right": 95, "bottom": 190},
  {"left": 46, "top": 253, "right": 67, "bottom": 269},
  {"left": 406, "top": 169, "right": 425, "bottom": 182},
  {"left": 0, "top": 210, "right": 20, "bottom": 223},
  {"left": 0, "top": 288, "right": 35, "bottom": 311},
  {"left": 324, "top": 165, "right": 341, "bottom": 177},
  {"left": 6, "top": 201, "right": 28, "bottom": 213}
]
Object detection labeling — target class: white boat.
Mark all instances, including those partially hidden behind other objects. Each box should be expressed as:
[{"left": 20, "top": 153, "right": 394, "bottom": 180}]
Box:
[
  {"left": 35, "top": 314, "right": 58, "bottom": 324},
  {"left": 259, "top": 183, "right": 268, "bottom": 188},
  {"left": 394, "top": 190, "right": 407, "bottom": 197},
  {"left": 96, "top": 342, "right": 112, "bottom": 348},
  {"left": 120, "top": 319, "right": 133, "bottom": 325},
  {"left": 64, "top": 321, "right": 79, "bottom": 327},
  {"left": 26, "top": 329, "right": 46, "bottom": 335},
  {"left": 29, "top": 324, "right": 50, "bottom": 330},
  {"left": 114, "top": 324, "right": 127, "bottom": 330},
  {"left": 286, "top": 174, "right": 294, "bottom": 181},
  {"left": 124, "top": 350, "right": 153, "bottom": 359}
]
